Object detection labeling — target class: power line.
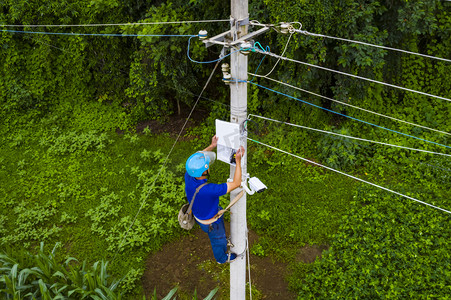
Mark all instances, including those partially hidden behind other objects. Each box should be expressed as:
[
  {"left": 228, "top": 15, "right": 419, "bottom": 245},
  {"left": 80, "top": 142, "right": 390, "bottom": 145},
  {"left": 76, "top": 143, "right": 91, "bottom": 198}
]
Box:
[
  {"left": 1, "top": 29, "right": 195, "bottom": 37},
  {"left": 248, "top": 81, "right": 451, "bottom": 150},
  {"left": 253, "top": 48, "right": 451, "bottom": 103},
  {"left": 294, "top": 29, "right": 451, "bottom": 63},
  {"left": 111, "top": 61, "right": 221, "bottom": 262},
  {"left": 249, "top": 114, "right": 451, "bottom": 157},
  {"left": 248, "top": 138, "right": 451, "bottom": 214},
  {"left": 254, "top": 32, "right": 294, "bottom": 78},
  {"left": 252, "top": 75, "right": 451, "bottom": 137},
  {"left": 0, "top": 19, "right": 230, "bottom": 27}
]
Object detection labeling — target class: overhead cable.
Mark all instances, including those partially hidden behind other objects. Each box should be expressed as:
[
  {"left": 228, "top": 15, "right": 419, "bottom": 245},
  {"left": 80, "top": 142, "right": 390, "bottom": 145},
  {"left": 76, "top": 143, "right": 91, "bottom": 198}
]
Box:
[
  {"left": 0, "top": 19, "right": 230, "bottom": 27},
  {"left": 247, "top": 81, "right": 451, "bottom": 150},
  {"left": 249, "top": 114, "right": 451, "bottom": 157},
  {"left": 248, "top": 138, "right": 451, "bottom": 215},
  {"left": 252, "top": 75, "right": 451, "bottom": 136},
  {"left": 256, "top": 32, "right": 294, "bottom": 78},
  {"left": 253, "top": 48, "right": 451, "bottom": 103},
  {"left": 112, "top": 61, "right": 221, "bottom": 262},
  {"left": 295, "top": 29, "right": 451, "bottom": 63},
  {"left": 1, "top": 29, "right": 195, "bottom": 37}
]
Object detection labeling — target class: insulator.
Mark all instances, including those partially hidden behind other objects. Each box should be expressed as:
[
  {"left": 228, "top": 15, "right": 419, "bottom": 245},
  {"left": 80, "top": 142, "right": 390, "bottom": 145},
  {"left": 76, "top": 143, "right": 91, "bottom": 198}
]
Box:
[
  {"left": 198, "top": 30, "right": 208, "bottom": 40},
  {"left": 240, "top": 41, "right": 252, "bottom": 55},
  {"left": 280, "top": 23, "right": 290, "bottom": 34},
  {"left": 222, "top": 73, "right": 232, "bottom": 85},
  {"left": 221, "top": 63, "right": 230, "bottom": 73}
]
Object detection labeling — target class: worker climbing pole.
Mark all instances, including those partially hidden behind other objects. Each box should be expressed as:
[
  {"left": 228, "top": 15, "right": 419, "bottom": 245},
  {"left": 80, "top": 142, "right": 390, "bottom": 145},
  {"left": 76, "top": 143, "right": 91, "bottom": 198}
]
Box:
[{"left": 184, "top": 138, "right": 245, "bottom": 264}]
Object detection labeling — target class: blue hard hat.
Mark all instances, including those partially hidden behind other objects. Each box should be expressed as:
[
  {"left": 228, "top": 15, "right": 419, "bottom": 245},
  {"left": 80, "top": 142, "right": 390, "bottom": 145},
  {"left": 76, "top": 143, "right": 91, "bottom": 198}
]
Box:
[{"left": 186, "top": 151, "right": 215, "bottom": 177}]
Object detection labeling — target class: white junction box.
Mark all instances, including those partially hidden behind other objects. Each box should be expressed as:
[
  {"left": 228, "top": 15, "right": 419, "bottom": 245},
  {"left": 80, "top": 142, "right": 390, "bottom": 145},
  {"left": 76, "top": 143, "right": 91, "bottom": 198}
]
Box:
[{"left": 215, "top": 119, "right": 241, "bottom": 166}]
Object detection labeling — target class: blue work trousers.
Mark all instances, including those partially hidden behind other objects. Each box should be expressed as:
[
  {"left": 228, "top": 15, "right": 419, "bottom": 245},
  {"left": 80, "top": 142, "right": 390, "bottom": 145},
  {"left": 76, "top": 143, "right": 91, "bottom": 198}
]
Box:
[{"left": 197, "top": 214, "right": 228, "bottom": 264}]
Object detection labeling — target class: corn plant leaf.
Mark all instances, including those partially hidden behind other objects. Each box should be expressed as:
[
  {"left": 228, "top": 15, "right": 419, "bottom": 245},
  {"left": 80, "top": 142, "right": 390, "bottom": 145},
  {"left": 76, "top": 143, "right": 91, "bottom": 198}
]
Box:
[
  {"left": 162, "top": 287, "right": 178, "bottom": 300},
  {"left": 203, "top": 288, "right": 219, "bottom": 300}
]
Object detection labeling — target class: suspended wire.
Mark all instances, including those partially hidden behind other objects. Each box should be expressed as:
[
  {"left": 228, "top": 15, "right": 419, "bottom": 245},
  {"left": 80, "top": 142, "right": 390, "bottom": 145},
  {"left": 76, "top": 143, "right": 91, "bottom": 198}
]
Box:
[
  {"left": 248, "top": 138, "right": 451, "bottom": 214},
  {"left": 111, "top": 61, "right": 221, "bottom": 262},
  {"left": 249, "top": 114, "right": 451, "bottom": 157},
  {"left": 247, "top": 42, "right": 271, "bottom": 82},
  {"left": 257, "top": 32, "right": 294, "bottom": 78},
  {"left": 1, "top": 29, "right": 195, "bottom": 37},
  {"left": 187, "top": 36, "right": 239, "bottom": 63},
  {"left": 25, "top": 36, "right": 70, "bottom": 53},
  {"left": 406, "top": 157, "right": 451, "bottom": 173},
  {"left": 246, "top": 229, "right": 253, "bottom": 300},
  {"left": 252, "top": 48, "right": 451, "bottom": 103},
  {"left": 248, "top": 81, "right": 451, "bottom": 150},
  {"left": 252, "top": 75, "right": 451, "bottom": 137},
  {"left": 247, "top": 24, "right": 296, "bottom": 81},
  {"left": 294, "top": 29, "right": 451, "bottom": 63},
  {"left": 0, "top": 19, "right": 230, "bottom": 27}
]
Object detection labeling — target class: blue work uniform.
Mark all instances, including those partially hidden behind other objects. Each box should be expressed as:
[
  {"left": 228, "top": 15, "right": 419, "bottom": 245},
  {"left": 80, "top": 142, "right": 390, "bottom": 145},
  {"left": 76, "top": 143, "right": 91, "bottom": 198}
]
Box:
[{"left": 184, "top": 172, "right": 229, "bottom": 263}]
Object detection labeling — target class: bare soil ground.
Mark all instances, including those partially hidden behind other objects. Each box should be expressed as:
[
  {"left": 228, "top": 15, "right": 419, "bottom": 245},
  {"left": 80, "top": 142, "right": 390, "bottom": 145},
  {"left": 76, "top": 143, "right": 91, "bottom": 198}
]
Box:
[
  {"left": 141, "top": 223, "right": 328, "bottom": 299},
  {"left": 141, "top": 223, "right": 297, "bottom": 299}
]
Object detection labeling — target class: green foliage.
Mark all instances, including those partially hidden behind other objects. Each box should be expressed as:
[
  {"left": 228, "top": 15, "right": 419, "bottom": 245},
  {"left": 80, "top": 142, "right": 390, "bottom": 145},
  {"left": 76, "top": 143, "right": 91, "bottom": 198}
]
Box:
[
  {"left": 296, "top": 186, "right": 451, "bottom": 298},
  {"left": 46, "top": 131, "right": 112, "bottom": 155},
  {"left": 317, "top": 127, "right": 368, "bottom": 171},
  {"left": 119, "top": 268, "right": 144, "bottom": 295},
  {"left": 0, "top": 242, "right": 123, "bottom": 299},
  {"left": 1, "top": 201, "right": 61, "bottom": 247},
  {"left": 0, "top": 113, "right": 196, "bottom": 296},
  {"left": 1, "top": 0, "right": 451, "bottom": 298}
]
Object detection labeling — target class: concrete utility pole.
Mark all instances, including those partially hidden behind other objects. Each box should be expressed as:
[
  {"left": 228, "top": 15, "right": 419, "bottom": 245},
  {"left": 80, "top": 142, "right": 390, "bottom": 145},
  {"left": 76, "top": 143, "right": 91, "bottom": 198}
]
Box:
[
  {"left": 229, "top": 0, "right": 248, "bottom": 299},
  {"left": 203, "top": 0, "right": 270, "bottom": 298}
]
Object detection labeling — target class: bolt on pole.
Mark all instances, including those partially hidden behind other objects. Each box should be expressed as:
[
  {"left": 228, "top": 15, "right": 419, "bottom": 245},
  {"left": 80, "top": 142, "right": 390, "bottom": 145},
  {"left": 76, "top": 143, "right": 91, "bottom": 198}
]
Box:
[{"left": 230, "top": 0, "right": 248, "bottom": 298}]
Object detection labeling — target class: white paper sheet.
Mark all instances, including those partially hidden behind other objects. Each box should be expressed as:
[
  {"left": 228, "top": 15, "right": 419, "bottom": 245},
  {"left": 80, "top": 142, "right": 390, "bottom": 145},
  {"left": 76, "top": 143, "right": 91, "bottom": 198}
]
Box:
[{"left": 215, "top": 119, "right": 240, "bottom": 165}]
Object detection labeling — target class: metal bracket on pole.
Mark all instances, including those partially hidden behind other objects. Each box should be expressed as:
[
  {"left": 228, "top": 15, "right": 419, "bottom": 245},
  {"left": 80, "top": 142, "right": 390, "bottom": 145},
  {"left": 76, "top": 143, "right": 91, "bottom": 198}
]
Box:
[
  {"left": 233, "top": 17, "right": 250, "bottom": 26},
  {"left": 203, "top": 30, "right": 232, "bottom": 48},
  {"left": 202, "top": 26, "right": 270, "bottom": 48},
  {"left": 229, "top": 27, "right": 270, "bottom": 47}
]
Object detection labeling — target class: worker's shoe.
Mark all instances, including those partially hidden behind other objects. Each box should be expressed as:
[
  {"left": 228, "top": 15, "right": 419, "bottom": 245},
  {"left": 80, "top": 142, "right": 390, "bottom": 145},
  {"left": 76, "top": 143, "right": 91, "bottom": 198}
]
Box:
[{"left": 227, "top": 253, "right": 238, "bottom": 263}]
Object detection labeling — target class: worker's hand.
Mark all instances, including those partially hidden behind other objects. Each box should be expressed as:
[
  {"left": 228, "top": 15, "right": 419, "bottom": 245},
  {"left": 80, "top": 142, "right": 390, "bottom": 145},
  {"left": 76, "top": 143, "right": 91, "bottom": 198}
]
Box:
[
  {"left": 235, "top": 146, "right": 245, "bottom": 161},
  {"left": 202, "top": 135, "right": 219, "bottom": 152},
  {"left": 210, "top": 135, "right": 218, "bottom": 149}
]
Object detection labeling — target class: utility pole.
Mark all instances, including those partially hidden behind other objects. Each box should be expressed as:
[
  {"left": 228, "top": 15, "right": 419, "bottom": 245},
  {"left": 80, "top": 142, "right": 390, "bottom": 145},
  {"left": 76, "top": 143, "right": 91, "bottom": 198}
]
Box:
[
  {"left": 202, "top": 0, "right": 270, "bottom": 298},
  {"left": 229, "top": 0, "right": 248, "bottom": 299}
]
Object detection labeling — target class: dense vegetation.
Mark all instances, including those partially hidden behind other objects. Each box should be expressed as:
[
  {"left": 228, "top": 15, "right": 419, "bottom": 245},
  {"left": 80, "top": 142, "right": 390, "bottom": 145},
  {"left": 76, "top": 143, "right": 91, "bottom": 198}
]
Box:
[{"left": 1, "top": 0, "right": 450, "bottom": 298}]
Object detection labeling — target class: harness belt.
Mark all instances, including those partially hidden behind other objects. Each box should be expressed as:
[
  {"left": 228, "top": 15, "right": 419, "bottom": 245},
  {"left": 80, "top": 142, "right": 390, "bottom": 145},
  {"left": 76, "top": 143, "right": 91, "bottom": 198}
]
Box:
[{"left": 194, "top": 190, "right": 245, "bottom": 225}]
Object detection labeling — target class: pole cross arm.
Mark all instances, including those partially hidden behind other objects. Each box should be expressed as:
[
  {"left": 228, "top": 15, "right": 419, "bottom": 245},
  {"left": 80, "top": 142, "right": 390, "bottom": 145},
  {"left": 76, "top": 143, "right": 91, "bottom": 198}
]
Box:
[
  {"left": 203, "top": 30, "right": 232, "bottom": 48},
  {"left": 203, "top": 27, "right": 270, "bottom": 48},
  {"left": 229, "top": 27, "right": 269, "bottom": 46}
]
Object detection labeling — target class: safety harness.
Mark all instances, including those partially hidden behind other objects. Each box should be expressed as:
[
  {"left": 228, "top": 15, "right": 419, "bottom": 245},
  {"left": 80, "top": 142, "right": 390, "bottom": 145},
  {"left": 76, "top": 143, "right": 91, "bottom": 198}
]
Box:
[{"left": 194, "top": 190, "right": 245, "bottom": 225}]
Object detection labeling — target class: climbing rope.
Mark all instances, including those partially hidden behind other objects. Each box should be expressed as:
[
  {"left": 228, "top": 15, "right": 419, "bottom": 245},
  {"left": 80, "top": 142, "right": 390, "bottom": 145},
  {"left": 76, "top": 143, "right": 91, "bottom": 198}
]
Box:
[{"left": 246, "top": 228, "right": 253, "bottom": 300}]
